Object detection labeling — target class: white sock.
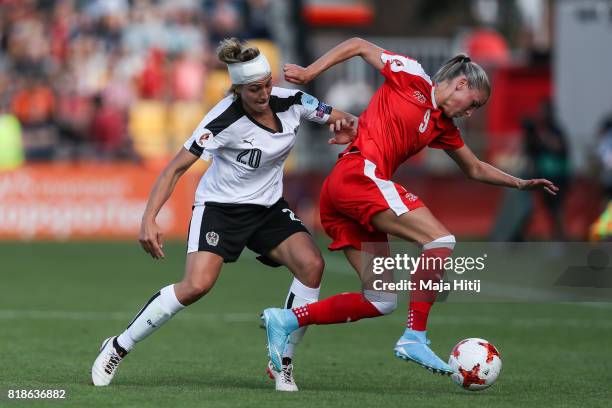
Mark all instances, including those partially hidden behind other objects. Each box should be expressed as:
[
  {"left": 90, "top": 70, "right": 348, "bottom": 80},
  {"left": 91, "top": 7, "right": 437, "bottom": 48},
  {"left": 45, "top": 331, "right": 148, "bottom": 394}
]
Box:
[
  {"left": 282, "top": 278, "right": 320, "bottom": 360},
  {"left": 116, "top": 284, "right": 185, "bottom": 352}
]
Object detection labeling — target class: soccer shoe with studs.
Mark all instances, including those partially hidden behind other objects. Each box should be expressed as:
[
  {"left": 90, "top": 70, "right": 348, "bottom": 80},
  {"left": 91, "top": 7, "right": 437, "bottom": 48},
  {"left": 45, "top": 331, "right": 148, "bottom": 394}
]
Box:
[
  {"left": 261, "top": 308, "right": 298, "bottom": 372},
  {"left": 394, "top": 329, "right": 454, "bottom": 375},
  {"left": 91, "top": 337, "right": 127, "bottom": 386},
  {"left": 266, "top": 360, "right": 298, "bottom": 392}
]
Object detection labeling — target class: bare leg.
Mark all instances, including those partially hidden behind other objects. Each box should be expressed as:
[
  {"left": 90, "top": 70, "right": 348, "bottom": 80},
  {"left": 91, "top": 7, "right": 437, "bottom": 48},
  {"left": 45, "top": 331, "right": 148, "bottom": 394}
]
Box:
[
  {"left": 266, "top": 232, "right": 324, "bottom": 288},
  {"left": 371, "top": 207, "right": 451, "bottom": 244},
  {"left": 174, "top": 251, "right": 224, "bottom": 305},
  {"left": 93, "top": 251, "right": 225, "bottom": 386},
  {"left": 118, "top": 251, "right": 224, "bottom": 351},
  {"left": 266, "top": 232, "right": 323, "bottom": 361}
]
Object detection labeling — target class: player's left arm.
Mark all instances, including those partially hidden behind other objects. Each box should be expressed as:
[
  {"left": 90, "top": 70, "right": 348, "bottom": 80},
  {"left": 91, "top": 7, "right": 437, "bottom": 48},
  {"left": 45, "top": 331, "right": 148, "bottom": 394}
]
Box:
[
  {"left": 326, "top": 109, "right": 358, "bottom": 145},
  {"left": 446, "top": 145, "right": 559, "bottom": 195},
  {"left": 285, "top": 38, "right": 384, "bottom": 85},
  {"left": 140, "top": 148, "right": 200, "bottom": 259}
]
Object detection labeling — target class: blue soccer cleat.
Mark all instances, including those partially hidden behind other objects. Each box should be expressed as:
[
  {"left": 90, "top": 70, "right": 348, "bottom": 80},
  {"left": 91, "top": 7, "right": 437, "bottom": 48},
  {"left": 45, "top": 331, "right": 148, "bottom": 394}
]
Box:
[
  {"left": 394, "top": 329, "right": 454, "bottom": 375},
  {"left": 261, "top": 308, "right": 299, "bottom": 372}
]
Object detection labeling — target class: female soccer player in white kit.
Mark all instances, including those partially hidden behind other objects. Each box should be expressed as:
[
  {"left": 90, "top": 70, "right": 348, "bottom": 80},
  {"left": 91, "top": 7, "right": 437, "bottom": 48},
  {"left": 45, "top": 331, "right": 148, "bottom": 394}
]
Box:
[{"left": 91, "top": 38, "right": 357, "bottom": 391}]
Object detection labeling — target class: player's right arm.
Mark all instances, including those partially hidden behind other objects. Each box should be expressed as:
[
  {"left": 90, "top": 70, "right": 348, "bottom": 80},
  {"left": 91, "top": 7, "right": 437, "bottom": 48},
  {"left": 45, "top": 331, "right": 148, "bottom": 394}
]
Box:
[
  {"left": 139, "top": 148, "right": 199, "bottom": 260},
  {"left": 284, "top": 37, "right": 384, "bottom": 85}
]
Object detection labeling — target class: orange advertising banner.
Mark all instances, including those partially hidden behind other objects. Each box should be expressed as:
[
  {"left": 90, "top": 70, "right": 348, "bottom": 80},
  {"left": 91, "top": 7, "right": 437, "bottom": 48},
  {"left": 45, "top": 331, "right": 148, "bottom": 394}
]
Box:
[{"left": 0, "top": 163, "right": 199, "bottom": 240}]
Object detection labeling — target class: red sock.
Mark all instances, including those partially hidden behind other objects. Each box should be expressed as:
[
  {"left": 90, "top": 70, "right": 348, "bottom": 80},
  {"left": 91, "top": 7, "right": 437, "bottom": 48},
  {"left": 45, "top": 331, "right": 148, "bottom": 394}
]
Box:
[
  {"left": 407, "top": 301, "right": 432, "bottom": 331},
  {"left": 407, "top": 246, "right": 452, "bottom": 331},
  {"left": 292, "top": 292, "right": 381, "bottom": 327}
]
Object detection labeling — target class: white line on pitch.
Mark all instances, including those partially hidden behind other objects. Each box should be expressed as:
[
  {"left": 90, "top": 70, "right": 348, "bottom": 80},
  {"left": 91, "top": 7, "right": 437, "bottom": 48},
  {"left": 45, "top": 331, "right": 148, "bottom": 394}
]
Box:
[
  {"left": 0, "top": 309, "right": 611, "bottom": 328},
  {"left": 0, "top": 310, "right": 257, "bottom": 323}
]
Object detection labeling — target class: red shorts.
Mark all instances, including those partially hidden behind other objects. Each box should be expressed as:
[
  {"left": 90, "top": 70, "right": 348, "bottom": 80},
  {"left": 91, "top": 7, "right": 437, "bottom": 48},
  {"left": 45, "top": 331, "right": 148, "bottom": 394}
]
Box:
[{"left": 320, "top": 154, "right": 426, "bottom": 251}]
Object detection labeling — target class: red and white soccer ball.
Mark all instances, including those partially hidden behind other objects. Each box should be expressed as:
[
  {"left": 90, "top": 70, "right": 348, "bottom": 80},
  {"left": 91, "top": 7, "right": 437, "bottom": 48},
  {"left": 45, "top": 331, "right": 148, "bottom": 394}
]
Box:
[{"left": 448, "top": 338, "right": 502, "bottom": 391}]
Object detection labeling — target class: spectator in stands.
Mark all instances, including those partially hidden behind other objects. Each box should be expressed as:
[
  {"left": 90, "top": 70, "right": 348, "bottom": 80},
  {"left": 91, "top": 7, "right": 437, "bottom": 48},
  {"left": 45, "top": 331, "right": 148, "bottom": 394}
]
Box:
[
  {"left": 54, "top": 72, "right": 93, "bottom": 159},
  {"left": 11, "top": 75, "right": 57, "bottom": 160},
  {"left": 137, "top": 48, "right": 166, "bottom": 99},
  {"left": 595, "top": 116, "right": 612, "bottom": 198},
  {"left": 490, "top": 100, "right": 570, "bottom": 241},
  {"left": 206, "top": 0, "right": 243, "bottom": 47},
  {"left": 170, "top": 51, "right": 206, "bottom": 101},
  {"left": 0, "top": 0, "right": 270, "bottom": 161},
  {"left": 589, "top": 115, "right": 612, "bottom": 241},
  {"left": 0, "top": 97, "right": 24, "bottom": 170},
  {"left": 89, "top": 93, "right": 129, "bottom": 160},
  {"left": 164, "top": 3, "right": 206, "bottom": 55},
  {"left": 525, "top": 100, "right": 570, "bottom": 240},
  {"left": 245, "top": 0, "right": 272, "bottom": 39}
]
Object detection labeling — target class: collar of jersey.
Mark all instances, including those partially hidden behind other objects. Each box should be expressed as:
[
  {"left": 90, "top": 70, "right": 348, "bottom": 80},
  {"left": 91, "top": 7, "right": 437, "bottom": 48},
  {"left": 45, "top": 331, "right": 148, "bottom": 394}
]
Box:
[
  {"left": 235, "top": 98, "right": 283, "bottom": 134},
  {"left": 431, "top": 85, "right": 438, "bottom": 109}
]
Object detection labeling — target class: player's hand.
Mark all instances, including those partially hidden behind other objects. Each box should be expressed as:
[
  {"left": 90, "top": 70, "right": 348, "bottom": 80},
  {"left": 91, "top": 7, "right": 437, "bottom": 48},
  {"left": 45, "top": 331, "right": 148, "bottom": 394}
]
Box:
[
  {"left": 518, "top": 178, "right": 559, "bottom": 195},
  {"left": 328, "top": 116, "right": 358, "bottom": 145},
  {"left": 284, "top": 64, "right": 312, "bottom": 85},
  {"left": 139, "top": 218, "right": 165, "bottom": 259}
]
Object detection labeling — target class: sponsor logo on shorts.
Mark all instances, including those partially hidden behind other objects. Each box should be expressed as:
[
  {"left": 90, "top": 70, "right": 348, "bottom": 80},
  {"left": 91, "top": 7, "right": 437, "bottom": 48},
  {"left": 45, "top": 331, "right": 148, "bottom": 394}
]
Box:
[
  {"left": 282, "top": 208, "right": 303, "bottom": 224},
  {"left": 206, "top": 231, "right": 219, "bottom": 246},
  {"left": 405, "top": 193, "right": 418, "bottom": 202}
]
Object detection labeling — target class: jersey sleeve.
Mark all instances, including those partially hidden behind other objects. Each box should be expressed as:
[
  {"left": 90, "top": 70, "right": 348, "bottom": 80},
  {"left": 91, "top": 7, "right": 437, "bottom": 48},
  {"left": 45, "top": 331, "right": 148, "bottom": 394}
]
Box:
[
  {"left": 183, "top": 126, "right": 225, "bottom": 161},
  {"left": 270, "top": 87, "right": 333, "bottom": 125},
  {"left": 296, "top": 91, "right": 333, "bottom": 124},
  {"left": 183, "top": 97, "right": 234, "bottom": 160},
  {"left": 428, "top": 125, "right": 465, "bottom": 150},
  {"left": 379, "top": 50, "right": 433, "bottom": 90}
]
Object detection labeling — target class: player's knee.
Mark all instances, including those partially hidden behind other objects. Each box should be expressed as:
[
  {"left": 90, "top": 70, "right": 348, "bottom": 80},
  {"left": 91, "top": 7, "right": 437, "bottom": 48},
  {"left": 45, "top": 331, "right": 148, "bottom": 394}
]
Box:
[
  {"left": 296, "top": 255, "right": 324, "bottom": 287},
  {"left": 180, "top": 278, "right": 215, "bottom": 303},
  {"left": 309, "top": 255, "right": 325, "bottom": 275},
  {"left": 372, "top": 297, "right": 397, "bottom": 315},
  {"left": 424, "top": 234, "right": 456, "bottom": 250},
  {"left": 364, "top": 290, "right": 397, "bottom": 315}
]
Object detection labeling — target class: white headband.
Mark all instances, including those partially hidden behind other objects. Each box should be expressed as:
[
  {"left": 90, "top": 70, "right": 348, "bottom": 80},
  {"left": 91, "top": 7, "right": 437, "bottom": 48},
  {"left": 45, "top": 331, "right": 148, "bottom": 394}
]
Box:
[{"left": 227, "top": 53, "right": 271, "bottom": 85}]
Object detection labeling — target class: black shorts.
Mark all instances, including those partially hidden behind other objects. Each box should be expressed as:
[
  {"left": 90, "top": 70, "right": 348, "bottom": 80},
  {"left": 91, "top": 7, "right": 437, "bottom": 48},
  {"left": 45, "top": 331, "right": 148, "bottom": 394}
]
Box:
[{"left": 186, "top": 198, "right": 309, "bottom": 266}]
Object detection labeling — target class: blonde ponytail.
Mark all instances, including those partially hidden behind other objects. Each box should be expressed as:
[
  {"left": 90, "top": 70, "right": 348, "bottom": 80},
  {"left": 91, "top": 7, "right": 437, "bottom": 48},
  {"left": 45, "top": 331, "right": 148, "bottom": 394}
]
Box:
[
  {"left": 433, "top": 53, "right": 490, "bottom": 96},
  {"left": 217, "top": 38, "right": 262, "bottom": 97}
]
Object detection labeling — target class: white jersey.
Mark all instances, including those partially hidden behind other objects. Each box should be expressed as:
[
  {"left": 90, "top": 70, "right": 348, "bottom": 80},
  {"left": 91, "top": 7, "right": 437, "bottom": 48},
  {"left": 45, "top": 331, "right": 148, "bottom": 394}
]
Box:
[{"left": 183, "top": 87, "right": 333, "bottom": 206}]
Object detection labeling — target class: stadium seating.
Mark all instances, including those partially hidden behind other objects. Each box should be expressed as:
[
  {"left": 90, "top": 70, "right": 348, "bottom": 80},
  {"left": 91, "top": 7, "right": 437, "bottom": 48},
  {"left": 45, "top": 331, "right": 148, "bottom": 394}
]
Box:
[
  {"left": 168, "top": 101, "right": 206, "bottom": 151},
  {"left": 128, "top": 100, "right": 169, "bottom": 159}
]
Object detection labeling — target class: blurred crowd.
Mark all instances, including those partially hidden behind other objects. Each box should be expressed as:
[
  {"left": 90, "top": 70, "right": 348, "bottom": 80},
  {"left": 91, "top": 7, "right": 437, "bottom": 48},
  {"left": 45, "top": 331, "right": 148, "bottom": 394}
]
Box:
[{"left": 0, "top": 0, "right": 274, "bottom": 163}]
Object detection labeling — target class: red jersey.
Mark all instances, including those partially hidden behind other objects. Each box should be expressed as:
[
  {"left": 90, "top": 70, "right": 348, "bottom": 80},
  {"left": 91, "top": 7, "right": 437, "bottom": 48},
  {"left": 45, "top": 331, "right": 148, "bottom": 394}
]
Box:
[{"left": 344, "top": 50, "right": 464, "bottom": 179}]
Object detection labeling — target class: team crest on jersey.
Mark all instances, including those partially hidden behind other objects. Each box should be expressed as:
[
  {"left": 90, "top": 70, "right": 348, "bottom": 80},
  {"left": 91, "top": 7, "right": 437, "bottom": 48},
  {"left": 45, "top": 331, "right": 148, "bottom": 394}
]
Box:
[
  {"left": 206, "top": 231, "right": 219, "bottom": 247},
  {"left": 196, "top": 133, "right": 211, "bottom": 147},
  {"left": 413, "top": 91, "right": 427, "bottom": 104},
  {"left": 405, "top": 193, "right": 419, "bottom": 202}
]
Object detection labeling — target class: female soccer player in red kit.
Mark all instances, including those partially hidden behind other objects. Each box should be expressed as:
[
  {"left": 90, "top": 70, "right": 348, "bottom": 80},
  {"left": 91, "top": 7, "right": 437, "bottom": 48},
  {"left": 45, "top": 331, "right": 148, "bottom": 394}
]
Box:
[{"left": 263, "top": 38, "right": 558, "bottom": 376}]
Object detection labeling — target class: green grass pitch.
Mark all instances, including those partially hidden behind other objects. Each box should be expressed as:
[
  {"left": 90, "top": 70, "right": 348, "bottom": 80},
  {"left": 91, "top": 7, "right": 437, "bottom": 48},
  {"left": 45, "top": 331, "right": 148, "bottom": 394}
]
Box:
[{"left": 1, "top": 241, "right": 611, "bottom": 407}]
